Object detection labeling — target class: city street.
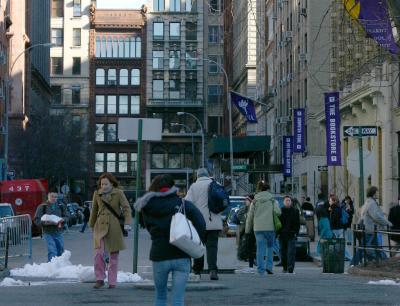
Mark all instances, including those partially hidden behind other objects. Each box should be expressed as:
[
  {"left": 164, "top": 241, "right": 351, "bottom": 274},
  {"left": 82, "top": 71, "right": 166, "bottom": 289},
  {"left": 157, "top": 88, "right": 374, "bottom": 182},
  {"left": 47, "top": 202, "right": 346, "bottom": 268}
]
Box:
[{"left": 1, "top": 226, "right": 399, "bottom": 306}]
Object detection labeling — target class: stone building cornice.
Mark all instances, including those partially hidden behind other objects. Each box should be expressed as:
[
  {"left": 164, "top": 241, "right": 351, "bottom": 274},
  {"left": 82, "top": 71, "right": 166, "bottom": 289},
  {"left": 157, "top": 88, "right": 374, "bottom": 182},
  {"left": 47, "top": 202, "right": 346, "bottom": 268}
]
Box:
[{"left": 90, "top": 5, "right": 145, "bottom": 29}]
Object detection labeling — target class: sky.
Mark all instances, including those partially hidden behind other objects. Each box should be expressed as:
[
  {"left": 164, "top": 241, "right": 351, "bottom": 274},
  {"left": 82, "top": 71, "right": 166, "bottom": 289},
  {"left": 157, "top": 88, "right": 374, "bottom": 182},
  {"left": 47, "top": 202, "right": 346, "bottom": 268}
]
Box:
[{"left": 96, "top": 0, "right": 147, "bottom": 9}]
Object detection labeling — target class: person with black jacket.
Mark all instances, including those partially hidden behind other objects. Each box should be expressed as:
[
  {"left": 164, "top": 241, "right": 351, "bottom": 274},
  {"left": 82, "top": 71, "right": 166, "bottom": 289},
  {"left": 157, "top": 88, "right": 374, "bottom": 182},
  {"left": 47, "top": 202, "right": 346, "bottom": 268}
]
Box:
[
  {"left": 134, "top": 174, "right": 205, "bottom": 306},
  {"left": 328, "top": 194, "right": 343, "bottom": 238},
  {"left": 389, "top": 198, "right": 400, "bottom": 254},
  {"left": 278, "top": 196, "right": 300, "bottom": 273}
]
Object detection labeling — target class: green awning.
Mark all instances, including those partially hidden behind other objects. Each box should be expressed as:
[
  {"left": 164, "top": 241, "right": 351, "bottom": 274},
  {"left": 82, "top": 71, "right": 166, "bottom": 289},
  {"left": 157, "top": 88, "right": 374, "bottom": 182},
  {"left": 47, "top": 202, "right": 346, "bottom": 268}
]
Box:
[{"left": 207, "top": 136, "right": 271, "bottom": 158}]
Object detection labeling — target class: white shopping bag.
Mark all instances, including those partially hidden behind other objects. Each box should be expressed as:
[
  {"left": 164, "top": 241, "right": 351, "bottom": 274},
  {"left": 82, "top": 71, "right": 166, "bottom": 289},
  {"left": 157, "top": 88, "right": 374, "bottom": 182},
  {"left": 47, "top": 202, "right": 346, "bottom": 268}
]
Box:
[{"left": 170, "top": 200, "right": 205, "bottom": 259}]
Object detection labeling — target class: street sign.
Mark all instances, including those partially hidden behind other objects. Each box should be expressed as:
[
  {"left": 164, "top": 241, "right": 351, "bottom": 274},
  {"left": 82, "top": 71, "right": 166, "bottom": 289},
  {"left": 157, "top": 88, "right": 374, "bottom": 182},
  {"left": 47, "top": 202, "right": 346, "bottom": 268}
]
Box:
[
  {"left": 233, "top": 165, "right": 248, "bottom": 172},
  {"left": 118, "top": 118, "right": 162, "bottom": 141},
  {"left": 318, "top": 166, "right": 328, "bottom": 172},
  {"left": 343, "top": 126, "right": 378, "bottom": 137}
]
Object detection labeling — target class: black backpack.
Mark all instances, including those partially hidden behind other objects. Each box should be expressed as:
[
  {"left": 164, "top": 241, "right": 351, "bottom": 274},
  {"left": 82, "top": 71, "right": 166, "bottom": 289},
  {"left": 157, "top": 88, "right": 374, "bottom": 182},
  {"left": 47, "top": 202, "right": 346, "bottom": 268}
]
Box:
[{"left": 207, "top": 179, "right": 230, "bottom": 214}]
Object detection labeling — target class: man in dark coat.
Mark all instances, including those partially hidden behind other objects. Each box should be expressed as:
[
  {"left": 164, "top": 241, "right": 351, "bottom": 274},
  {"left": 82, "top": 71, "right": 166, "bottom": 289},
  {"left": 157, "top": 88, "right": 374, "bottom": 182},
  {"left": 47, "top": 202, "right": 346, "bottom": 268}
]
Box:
[
  {"left": 389, "top": 198, "right": 400, "bottom": 253},
  {"left": 279, "top": 196, "right": 300, "bottom": 273},
  {"left": 80, "top": 203, "right": 91, "bottom": 233}
]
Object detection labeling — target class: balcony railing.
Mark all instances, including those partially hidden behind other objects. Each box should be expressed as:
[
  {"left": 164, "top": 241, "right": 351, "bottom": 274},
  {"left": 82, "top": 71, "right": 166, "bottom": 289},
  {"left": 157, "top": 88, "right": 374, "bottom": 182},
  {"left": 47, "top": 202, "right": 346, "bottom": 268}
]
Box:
[{"left": 147, "top": 99, "right": 202, "bottom": 107}]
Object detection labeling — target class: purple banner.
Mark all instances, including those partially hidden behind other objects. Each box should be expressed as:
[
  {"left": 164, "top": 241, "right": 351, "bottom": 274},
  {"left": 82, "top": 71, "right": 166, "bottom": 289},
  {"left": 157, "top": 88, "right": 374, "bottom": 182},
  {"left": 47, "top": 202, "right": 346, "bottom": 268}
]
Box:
[
  {"left": 324, "top": 92, "right": 341, "bottom": 166},
  {"left": 230, "top": 91, "right": 258, "bottom": 123},
  {"left": 293, "top": 108, "right": 305, "bottom": 153},
  {"left": 344, "top": 0, "right": 400, "bottom": 54},
  {"left": 283, "top": 136, "right": 293, "bottom": 177}
]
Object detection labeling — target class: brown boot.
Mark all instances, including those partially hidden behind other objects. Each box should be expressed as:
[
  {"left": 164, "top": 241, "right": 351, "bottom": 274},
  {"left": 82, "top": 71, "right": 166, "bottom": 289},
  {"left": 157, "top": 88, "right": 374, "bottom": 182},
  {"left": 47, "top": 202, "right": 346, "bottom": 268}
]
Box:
[{"left": 93, "top": 280, "right": 105, "bottom": 289}]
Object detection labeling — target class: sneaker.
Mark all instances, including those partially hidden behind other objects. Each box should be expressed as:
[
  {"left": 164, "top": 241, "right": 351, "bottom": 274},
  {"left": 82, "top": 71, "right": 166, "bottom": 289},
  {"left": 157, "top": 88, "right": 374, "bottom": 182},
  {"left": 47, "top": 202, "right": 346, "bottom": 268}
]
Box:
[
  {"left": 210, "top": 270, "right": 219, "bottom": 280},
  {"left": 237, "top": 267, "right": 256, "bottom": 274},
  {"left": 266, "top": 269, "right": 274, "bottom": 275},
  {"left": 93, "top": 280, "right": 104, "bottom": 289}
]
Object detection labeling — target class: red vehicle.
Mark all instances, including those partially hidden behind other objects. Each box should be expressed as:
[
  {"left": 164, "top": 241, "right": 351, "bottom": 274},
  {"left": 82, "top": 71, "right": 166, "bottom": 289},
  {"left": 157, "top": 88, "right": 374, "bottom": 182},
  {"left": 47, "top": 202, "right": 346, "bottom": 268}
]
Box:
[{"left": 0, "top": 179, "right": 48, "bottom": 235}]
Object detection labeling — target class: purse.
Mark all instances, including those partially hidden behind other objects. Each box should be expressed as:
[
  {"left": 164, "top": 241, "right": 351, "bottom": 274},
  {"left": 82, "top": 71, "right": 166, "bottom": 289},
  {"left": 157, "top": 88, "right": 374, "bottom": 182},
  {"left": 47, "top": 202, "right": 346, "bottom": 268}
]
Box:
[
  {"left": 169, "top": 199, "right": 205, "bottom": 259},
  {"left": 272, "top": 201, "right": 282, "bottom": 232},
  {"left": 101, "top": 199, "right": 128, "bottom": 237}
]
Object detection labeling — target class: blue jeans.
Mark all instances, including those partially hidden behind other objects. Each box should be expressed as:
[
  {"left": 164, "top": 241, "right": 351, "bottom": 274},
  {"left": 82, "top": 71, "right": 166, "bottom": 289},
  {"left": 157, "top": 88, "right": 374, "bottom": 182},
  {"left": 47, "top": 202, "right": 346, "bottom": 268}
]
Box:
[
  {"left": 80, "top": 221, "right": 88, "bottom": 233},
  {"left": 43, "top": 233, "right": 64, "bottom": 262},
  {"left": 153, "top": 258, "right": 190, "bottom": 306},
  {"left": 333, "top": 229, "right": 351, "bottom": 260},
  {"left": 273, "top": 238, "right": 281, "bottom": 262},
  {"left": 255, "top": 231, "right": 275, "bottom": 274},
  {"left": 280, "top": 237, "right": 296, "bottom": 272}
]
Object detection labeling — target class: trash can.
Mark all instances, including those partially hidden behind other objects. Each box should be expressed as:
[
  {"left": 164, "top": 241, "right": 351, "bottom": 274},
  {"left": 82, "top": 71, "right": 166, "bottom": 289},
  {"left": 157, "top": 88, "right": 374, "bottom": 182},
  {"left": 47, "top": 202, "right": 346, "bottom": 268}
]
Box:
[{"left": 320, "top": 238, "right": 345, "bottom": 273}]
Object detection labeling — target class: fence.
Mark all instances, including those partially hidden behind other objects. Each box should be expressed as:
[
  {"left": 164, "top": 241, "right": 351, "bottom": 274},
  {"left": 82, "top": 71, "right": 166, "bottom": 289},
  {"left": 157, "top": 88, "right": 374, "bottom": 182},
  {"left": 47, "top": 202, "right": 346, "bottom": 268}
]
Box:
[
  {"left": 352, "top": 224, "right": 400, "bottom": 266},
  {"left": 0, "top": 215, "right": 32, "bottom": 269}
]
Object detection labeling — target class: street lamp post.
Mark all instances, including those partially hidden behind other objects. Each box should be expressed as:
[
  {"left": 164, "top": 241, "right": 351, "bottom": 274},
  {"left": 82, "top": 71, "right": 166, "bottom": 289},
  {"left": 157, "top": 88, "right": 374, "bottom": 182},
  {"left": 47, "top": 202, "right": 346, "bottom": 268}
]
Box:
[
  {"left": 177, "top": 112, "right": 205, "bottom": 168},
  {"left": 2, "top": 43, "right": 54, "bottom": 181}
]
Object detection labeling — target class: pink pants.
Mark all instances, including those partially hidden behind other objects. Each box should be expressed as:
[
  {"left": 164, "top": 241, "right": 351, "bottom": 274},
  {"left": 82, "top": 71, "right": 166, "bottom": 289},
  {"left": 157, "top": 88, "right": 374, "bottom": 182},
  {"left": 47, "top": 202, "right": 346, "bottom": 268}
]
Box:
[{"left": 94, "top": 239, "right": 119, "bottom": 285}]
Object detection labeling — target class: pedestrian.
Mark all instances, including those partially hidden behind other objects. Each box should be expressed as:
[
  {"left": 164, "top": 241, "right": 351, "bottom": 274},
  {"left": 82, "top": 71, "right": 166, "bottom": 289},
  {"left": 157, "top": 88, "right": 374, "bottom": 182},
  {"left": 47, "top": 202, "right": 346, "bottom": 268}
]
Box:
[
  {"left": 341, "top": 196, "right": 355, "bottom": 245},
  {"left": 89, "top": 172, "right": 132, "bottom": 289},
  {"left": 134, "top": 174, "right": 205, "bottom": 306},
  {"left": 388, "top": 197, "right": 400, "bottom": 256},
  {"left": 80, "top": 203, "right": 91, "bottom": 233},
  {"left": 245, "top": 180, "right": 281, "bottom": 275},
  {"left": 278, "top": 196, "right": 300, "bottom": 273},
  {"left": 301, "top": 196, "right": 314, "bottom": 212},
  {"left": 185, "top": 168, "right": 222, "bottom": 281},
  {"left": 34, "top": 191, "right": 70, "bottom": 262},
  {"left": 315, "top": 204, "right": 333, "bottom": 255},
  {"left": 328, "top": 194, "right": 343, "bottom": 238},
  {"left": 236, "top": 194, "right": 256, "bottom": 272},
  {"left": 353, "top": 186, "right": 392, "bottom": 265}
]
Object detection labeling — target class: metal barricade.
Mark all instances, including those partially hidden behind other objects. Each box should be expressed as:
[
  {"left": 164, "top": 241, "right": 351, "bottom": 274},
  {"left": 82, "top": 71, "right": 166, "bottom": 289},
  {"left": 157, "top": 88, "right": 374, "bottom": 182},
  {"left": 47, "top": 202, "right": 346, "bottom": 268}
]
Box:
[{"left": 0, "top": 215, "right": 32, "bottom": 261}]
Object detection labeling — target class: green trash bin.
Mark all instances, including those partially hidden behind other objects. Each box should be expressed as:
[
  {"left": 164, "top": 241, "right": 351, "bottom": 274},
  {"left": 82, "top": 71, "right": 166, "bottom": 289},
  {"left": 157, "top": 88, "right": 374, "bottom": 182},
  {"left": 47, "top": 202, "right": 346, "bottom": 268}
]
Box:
[{"left": 320, "top": 238, "right": 345, "bottom": 273}]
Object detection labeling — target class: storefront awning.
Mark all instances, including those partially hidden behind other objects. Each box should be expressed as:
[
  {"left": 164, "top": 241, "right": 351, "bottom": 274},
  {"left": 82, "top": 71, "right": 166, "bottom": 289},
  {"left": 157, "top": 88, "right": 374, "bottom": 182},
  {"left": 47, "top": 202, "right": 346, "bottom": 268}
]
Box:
[{"left": 207, "top": 136, "right": 271, "bottom": 158}]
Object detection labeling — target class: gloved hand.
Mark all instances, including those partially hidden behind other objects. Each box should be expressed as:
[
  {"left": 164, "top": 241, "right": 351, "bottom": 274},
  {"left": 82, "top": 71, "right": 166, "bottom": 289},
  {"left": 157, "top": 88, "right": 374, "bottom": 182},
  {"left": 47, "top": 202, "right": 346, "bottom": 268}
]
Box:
[{"left": 124, "top": 224, "right": 132, "bottom": 231}]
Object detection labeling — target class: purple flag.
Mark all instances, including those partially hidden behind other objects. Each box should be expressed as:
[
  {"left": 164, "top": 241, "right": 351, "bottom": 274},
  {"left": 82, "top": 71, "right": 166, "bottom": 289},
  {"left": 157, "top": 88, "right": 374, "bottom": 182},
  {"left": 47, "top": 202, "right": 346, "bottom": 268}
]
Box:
[
  {"left": 324, "top": 92, "right": 341, "bottom": 166},
  {"left": 344, "top": 0, "right": 400, "bottom": 54},
  {"left": 283, "top": 136, "right": 293, "bottom": 177},
  {"left": 230, "top": 91, "right": 257, "bottom": 123},
  {"left": 293, "top": 108, "right": 305, "bottom": 153}
]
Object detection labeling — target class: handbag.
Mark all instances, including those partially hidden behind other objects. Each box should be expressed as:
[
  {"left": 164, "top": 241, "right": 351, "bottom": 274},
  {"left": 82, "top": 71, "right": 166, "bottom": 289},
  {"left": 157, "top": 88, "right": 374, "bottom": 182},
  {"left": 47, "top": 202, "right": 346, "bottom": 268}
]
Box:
[
  {"left": 169, "top": 199, "right": 205, "bottom": 259},
  {"left": 272, "top": 201, "right": 282, "bottom": 232},
  {"left": 101, "top": 199, "right": 128, "bottom": 237}
]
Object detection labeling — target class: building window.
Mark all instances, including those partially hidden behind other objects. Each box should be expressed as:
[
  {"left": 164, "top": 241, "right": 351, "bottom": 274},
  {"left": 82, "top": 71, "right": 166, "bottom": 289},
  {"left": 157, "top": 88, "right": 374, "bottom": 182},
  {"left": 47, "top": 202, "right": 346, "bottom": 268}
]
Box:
[
  {"left": 131, "top": 69, "right": 140, "bottom": 85},
  {"left": 151, "top": 146, "right": 165, "bottom": 168},
  {"left": 153, "top": 0, "right": 164, "bottom": 11},
  {"left": 131, "top": 96, "right": 140, "bottom": 114},
  {"left": 208, "top": 55, "right": 219, "bottom": 74},
  {"left": 107, "top": 69, "right": 117, "bottom": 86},
  {"left": 209, "top": 0, "right": 220, "bottom": 13},
  {"left": 107, "top": 96, "right": 117, "bottom": 114},
  {"left": 185, "top": 79, "right": 197, "bottom": 100},
  {"left": 153, "top": 22, "right": 164, "bottom": 40},
  {"left": 119, "top": 153, "right": 128, "bottom": 173},
  {"left": 51, "top": 28, "right": 63, "bottom": 46},
  {"left": 208, "top": 85, "right": 223, "bottom": 103},
  {"left": 72, "top": 28, "right": 81, "bottom": 46},
  {"left": 96, "top": 69, "right": 105, "bottom": 85},
  {"left": 170, "top": 0, "right": 180, "bottom": 12},
  {"left": 95, "top": 35, "right": 141, "bottom": 58},
  {"left": 71, "top": 86, "right": 80, "bottom": 104},
  {"left": 51, "top": 57, "right": 63, "bottom": 75},
  {"left": 208, "top": 26, "right": 222, "bottom": 43},
  {"left": 186, "top": 0, "right": 195, "bottom": 12},
  {"left": 51, "top": 86, "right": 62, "bottom": 104},
  {"left": 185, "top": 51, "right": 197, "bottom": 69},
  {"left": 169, "top": 51, "right": 180, "bottom": 69},
  {"left": 153, "top": 80, "right": 164, "bottom": 99},
  {"left": 96, "top": 124, "right": 105, "bottom": 142},
  {"left": 95, "top": 153, "right": 105, "bottom": 173},
  {"left": 186, "top": 22, "right": 197, "bottom": 40},
  {"left": 52, "top": 0, "right": 64, "bottom": 18},
  {"left": 130, "top": 153, "right": 137, "bottom": 172},
  {"left": 169, "top": 80, "right": 180, "bottom": 99},
  {"left": 107, "top": 124, "right": 117, "bottom": 142},
  {"left": 107, "top": 153, "right": 116, "bottom": 173},
  {"left": 119, "top": 96, "right": 129, "bottom": 114},
  {"left": 169, "top": 22, "right": 180, "bottom": 40},
  {"left": 73, "top": 0, "right": 81, "bottom": 17},
  {"left": 153, "top": 51, "right": 164, "bottom": 69},
  {"left": 72, "top": 57, "right": 81, "bottom": 75},
  {"left": 95, "top": 95, "right": 105, "bottom": 114},
  {"left": 119, "top": 69, "right": 128, "bottom": 85}
]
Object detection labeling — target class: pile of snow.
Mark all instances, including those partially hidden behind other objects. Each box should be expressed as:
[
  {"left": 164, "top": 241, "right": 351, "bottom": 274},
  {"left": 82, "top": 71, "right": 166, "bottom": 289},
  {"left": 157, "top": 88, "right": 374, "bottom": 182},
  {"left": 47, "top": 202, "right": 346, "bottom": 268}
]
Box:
[
  {"left": 10, "top": 250, "right": 142, "bottom": 283},
  {"left": 368, "top": 280, "right": 400, "bottom": 286},
  {"left": 0, "top": 278, "right": 27, "bottom": 287}
]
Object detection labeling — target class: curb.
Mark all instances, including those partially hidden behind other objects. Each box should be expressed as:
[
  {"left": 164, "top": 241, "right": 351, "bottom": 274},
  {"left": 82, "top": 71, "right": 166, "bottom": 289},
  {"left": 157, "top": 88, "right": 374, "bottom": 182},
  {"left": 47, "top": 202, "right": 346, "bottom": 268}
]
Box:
[
  {"left": 133, "top": 281, "right": 227, "bottom": 291},
  {"left": 348, "top": 266, "right": 400, "bottom": 279}
]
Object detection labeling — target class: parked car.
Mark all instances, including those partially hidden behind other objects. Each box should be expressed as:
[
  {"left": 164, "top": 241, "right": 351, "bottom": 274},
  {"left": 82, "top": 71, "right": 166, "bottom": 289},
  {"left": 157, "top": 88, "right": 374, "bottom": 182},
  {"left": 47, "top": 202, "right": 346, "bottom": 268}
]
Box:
[
  {"left": 225, "top": 207, "right": 240, "bottom": 237},
  {"left": 221, "top": 196, "right": 247, "bottom": 222},
  {"left": 296, "top": 224, "right": 311, "bottom": 259},
  {"left": 0, "top": 203, "right": 20, "bottom": 246}
]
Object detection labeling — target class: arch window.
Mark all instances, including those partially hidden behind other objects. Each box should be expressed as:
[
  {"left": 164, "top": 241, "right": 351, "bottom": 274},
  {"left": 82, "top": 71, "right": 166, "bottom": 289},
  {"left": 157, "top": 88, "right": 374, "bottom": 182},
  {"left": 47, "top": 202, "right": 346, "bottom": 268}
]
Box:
[
  {"left": 119, "top": 69, "right": 128, "bottom": 85},
  {"left": 131, "top": 69, "right": 140, "bottom": 85},
  {"left": 96, "top": 68, "right": 105, "bottom": 85}
]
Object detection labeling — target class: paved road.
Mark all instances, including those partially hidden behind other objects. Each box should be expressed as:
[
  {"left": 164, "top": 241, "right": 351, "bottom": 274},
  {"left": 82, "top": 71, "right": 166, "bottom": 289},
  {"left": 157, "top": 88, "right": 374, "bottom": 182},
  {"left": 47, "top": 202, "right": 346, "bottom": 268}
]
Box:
[{"left": 2, "top": 226, "right": 399, "bottom": 306}]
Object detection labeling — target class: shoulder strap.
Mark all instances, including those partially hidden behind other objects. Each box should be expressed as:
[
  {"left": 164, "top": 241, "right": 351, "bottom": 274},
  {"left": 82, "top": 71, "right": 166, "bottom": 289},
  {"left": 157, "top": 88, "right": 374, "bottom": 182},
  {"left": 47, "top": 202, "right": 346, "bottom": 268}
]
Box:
[{"left": 101, "top": 199, "right": 122, "bottom": 221}]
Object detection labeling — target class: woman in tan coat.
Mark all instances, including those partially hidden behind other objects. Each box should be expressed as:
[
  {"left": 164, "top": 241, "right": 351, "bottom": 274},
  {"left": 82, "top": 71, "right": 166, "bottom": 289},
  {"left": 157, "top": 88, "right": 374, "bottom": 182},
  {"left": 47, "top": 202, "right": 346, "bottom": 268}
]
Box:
[{"left": 89, "top": 172, "right": 131, "bottom": 289}]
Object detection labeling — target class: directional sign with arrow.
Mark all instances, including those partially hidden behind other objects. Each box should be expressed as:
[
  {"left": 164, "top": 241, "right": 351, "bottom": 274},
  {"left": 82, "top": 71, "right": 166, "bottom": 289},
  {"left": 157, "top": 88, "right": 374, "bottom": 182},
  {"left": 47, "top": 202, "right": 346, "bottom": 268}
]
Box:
[{"left": 343, "top": 126, "right": 378, "bottom": 137}]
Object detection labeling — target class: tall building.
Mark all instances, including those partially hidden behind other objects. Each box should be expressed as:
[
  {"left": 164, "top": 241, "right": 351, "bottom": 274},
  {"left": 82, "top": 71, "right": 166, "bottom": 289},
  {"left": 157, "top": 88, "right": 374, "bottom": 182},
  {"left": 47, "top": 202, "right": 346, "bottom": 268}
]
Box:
[
  {"left": 89, "top": 5, "right": 146, "bottom": 198},
  {"left": 270, "top": 0, "right": 331, "bottom": 202},
  {"left": 144, "top": 0, "right": 204, "bottom": 191},
  {"left": 316, "top": 0, "right": 400, "bottom": 213}
]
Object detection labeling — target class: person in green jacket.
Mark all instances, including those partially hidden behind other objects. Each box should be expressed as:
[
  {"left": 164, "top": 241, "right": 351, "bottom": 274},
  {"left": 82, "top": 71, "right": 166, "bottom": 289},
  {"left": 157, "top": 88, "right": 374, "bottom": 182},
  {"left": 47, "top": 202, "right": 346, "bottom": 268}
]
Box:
[{"left": 245, "top": 181, "right": 281, "bottom": 275}]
